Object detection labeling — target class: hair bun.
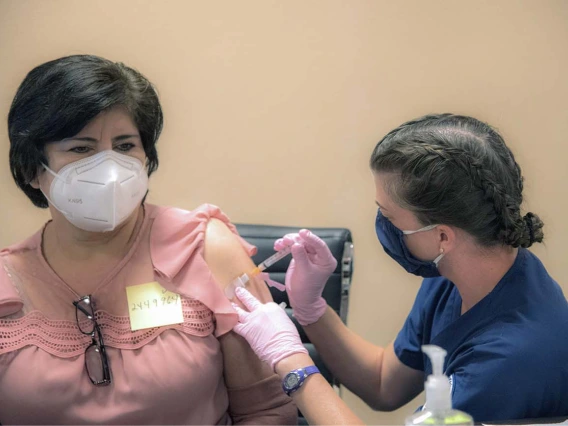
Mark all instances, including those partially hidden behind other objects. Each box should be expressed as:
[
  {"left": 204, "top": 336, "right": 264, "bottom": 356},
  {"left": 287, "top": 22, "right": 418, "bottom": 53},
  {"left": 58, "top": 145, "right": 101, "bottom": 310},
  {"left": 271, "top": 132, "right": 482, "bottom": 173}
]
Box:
[
  {"left": 499, "top": 212, "right": 544, "bottom": 248},
  {"left": 521, "top": 212, "right": 544, "bottom": 247}
]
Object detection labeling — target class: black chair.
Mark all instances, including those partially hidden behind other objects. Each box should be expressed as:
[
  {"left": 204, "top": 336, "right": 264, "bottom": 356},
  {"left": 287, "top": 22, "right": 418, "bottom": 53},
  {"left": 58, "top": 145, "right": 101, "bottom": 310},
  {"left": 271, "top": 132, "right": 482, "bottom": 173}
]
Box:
[{"left": 235, "top": 224, "right": 354, "bottom": 424}]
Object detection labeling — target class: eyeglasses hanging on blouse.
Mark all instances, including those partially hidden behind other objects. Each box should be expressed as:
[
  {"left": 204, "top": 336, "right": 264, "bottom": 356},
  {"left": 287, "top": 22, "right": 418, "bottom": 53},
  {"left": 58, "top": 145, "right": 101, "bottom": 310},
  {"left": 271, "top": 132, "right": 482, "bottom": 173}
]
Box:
[{"left": 73, "top": 295, "right": 111, "bottom": 386}]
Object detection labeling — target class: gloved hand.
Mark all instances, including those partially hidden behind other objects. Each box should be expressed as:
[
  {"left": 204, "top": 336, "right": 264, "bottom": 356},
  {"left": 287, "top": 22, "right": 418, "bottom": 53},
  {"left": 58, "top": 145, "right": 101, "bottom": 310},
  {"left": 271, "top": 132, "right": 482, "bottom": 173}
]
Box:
[
  {"left": 274, "top": 229, "right": 337, "bottom": 326},
  {"left": 232, "top": 287, "right": 308, "bottom": 371}
]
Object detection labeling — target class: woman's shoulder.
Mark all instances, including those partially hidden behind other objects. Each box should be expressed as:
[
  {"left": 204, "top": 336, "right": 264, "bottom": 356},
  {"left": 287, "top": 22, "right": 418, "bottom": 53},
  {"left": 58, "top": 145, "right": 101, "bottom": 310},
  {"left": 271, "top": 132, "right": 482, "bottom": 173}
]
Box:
[
  {"left": 0, "top": 264, "right": 24, "bottom": 317},
  {"left": 148, "top": 203, "right": 236, "bottom": 243},
  {"left": 147, "top": 203, "right": 255, "bottom": 337},
  {"left": 1, "top": 226, "right": 45, "bottom": 257},
  {"left": 148, "top": 202, "right": 256, "bottom": 276},
  {"left": 0, "top": 227, "right": 47, "bottom": 317},
  {"left": 148, "top": 202, "right": 228, "bottom": 222},
  {"left": 149, "top": 202, "right": 248, "bottom": 250}
]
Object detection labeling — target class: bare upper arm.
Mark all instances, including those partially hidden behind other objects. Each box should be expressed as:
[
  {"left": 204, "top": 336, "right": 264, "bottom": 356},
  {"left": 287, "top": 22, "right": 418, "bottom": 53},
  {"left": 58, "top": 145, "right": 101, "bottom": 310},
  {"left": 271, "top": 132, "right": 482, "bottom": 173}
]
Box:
[
  {"left": 377, "top": 341, "right": 424, "bottom": 411},
  {"left": 203, "top": 218, "right": 273, "bottom": 304},
  {"left": 202, "top": 218, "right": 275, "bottom": 388}
]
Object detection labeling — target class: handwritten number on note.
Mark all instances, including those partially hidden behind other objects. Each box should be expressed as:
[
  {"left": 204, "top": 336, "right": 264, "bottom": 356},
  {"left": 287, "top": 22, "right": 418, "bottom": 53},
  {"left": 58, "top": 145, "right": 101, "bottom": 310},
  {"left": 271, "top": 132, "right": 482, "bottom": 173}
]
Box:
[{"left": 132, "top": 294, "right": 179, "bottom": 311}]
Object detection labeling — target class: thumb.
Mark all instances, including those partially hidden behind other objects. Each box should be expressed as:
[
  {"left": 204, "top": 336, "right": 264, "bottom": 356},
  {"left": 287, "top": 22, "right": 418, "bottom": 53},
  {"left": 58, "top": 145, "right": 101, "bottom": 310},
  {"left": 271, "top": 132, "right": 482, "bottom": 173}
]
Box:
[
  {"left": 232, "top": 304, "right": 249, "bottom": 323},
  {"left": 233, "top": 322, "right": 247, "bottom": 337},
  {"left": 234, "top": 287, "right": 262, "bottom": 311}
]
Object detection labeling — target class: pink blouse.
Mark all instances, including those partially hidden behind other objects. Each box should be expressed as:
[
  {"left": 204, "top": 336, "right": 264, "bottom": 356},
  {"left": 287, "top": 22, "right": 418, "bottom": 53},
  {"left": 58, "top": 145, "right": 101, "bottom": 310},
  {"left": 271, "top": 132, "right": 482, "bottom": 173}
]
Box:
[{"left": 0, "top": 204, "right": 294, "bottom": 425}]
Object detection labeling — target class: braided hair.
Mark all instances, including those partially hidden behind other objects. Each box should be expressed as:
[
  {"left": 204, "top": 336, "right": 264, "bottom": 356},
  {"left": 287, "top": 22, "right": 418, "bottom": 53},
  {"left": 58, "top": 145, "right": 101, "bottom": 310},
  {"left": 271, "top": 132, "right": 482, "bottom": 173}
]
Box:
[{"left": 369, "top": 114, "right": 543, "bottom": 248}]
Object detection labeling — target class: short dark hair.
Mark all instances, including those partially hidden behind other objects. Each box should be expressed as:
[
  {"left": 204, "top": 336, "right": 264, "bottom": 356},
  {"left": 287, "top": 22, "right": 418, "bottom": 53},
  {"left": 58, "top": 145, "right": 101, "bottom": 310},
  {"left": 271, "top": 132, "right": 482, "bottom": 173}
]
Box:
[
  {"left": 369, "top": 113, "right": 544, "bottom": 248},
  {"left": 8, "top": 54, "right": 163, "bottom": 208}
]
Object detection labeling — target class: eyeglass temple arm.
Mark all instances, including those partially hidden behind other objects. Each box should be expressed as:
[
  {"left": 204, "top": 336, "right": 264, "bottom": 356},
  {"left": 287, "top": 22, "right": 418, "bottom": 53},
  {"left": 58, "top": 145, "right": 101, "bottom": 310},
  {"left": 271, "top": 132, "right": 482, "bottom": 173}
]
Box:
[{"left": 73, "top": 301, "right": 93, "bottom": 318}]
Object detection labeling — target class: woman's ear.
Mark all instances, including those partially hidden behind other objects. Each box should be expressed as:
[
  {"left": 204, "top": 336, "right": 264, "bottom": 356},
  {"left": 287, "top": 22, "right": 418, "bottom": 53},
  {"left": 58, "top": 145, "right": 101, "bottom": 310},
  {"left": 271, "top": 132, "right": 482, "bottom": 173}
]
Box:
[
  {"left": 437, "top": 225, "right": 456, "bottom": 254},
  {"left": 28, "top": 167, "right": 43, "bottom": 189}
]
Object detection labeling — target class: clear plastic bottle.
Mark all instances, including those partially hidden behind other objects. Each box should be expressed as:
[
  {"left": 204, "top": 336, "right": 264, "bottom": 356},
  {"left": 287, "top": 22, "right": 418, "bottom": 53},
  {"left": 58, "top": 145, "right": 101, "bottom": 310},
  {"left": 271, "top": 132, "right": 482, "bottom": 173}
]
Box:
[{"left": 405, "top": 345, "right": 473, "bottom": 426}]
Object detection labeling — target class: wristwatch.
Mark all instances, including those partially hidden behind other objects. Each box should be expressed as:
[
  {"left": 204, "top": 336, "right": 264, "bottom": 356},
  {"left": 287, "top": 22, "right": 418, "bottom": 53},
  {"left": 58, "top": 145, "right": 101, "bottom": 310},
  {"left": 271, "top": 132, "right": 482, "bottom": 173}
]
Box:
[{"left": 282, "top": 366, "right": 320, "bottom": 396}]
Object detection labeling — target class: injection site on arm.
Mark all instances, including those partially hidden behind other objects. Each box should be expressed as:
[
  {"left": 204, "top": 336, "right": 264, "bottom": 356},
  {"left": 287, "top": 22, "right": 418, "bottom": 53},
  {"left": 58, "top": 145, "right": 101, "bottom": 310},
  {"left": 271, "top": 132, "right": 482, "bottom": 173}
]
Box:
[{"left": 225, "top": 246, "right": 292, "bottom": 299}]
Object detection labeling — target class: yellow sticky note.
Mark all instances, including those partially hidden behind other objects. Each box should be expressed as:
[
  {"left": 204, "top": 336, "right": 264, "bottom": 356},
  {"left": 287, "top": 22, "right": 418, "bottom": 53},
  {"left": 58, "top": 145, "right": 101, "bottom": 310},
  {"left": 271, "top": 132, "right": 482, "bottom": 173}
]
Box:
[{"left": 126, "top": 282, "right": 184, "bottom": 331}]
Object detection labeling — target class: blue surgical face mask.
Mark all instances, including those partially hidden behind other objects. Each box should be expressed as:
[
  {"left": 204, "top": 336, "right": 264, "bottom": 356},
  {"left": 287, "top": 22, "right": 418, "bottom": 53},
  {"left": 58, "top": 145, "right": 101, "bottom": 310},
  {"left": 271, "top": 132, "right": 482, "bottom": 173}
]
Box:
[{"left": 375, "top": 209, "right": 444, "bottom": 278}]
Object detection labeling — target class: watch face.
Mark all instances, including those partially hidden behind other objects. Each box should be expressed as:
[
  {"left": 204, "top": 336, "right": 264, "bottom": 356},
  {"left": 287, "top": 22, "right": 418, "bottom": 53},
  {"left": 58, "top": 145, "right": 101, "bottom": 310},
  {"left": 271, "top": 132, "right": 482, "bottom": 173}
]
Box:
[{"left": 284, "top": 372, "right": 301, "bottom": 389}]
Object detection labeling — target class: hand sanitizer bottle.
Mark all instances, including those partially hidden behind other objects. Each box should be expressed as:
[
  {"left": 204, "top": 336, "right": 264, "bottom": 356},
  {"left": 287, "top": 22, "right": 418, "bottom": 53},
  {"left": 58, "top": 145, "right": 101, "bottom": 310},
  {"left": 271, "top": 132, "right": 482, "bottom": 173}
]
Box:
[{"left": 405, "top": 345, "right": 473, "bottom": 426}]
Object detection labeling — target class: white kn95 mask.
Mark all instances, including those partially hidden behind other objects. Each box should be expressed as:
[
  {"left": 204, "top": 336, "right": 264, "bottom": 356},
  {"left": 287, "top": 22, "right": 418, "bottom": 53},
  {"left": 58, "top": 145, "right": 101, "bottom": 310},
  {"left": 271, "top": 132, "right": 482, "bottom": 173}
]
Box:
[{"left": 41, "top": 150, "right": 148, "bottom": 232}]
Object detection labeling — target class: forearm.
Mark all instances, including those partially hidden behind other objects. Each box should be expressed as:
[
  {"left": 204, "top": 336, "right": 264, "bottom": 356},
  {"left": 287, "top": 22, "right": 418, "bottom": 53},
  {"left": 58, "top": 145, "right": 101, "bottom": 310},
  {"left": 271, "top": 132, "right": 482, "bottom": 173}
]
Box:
[
  {"left": 303, "top": 306, "right": 386, "bottom": 409},
  {"left": 219, "top": 332, "right": 297, "bottom": 424},
  {"left": 227, "top": 373, "right": 297, "bottom": 425},
  {"left": 221, "top": 286, "right": 298, "bottom": 423},
  {"left": 220, "top": 331, "right": 275, "bottom": 386},
  {"left": 276, "top": 353, "right": 365, "bottom": 425}
]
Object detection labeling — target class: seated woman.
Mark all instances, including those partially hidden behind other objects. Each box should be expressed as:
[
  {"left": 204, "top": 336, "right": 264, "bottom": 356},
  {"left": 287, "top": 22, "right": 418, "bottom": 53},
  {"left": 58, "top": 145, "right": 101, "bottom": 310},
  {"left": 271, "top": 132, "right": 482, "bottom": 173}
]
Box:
[{"left": 0, "top": 54, "right": 297, "bottom": 424}]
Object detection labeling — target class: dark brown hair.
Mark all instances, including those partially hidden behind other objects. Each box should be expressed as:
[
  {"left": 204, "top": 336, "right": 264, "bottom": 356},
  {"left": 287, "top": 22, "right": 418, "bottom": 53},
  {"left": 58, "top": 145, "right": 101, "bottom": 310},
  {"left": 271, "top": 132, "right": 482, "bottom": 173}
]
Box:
[
  {"left": 370, "top": 113, "right": 543, "bottom": 248},
  {"left": 8, "top": 54, "right": 163, "bottom": 208}
]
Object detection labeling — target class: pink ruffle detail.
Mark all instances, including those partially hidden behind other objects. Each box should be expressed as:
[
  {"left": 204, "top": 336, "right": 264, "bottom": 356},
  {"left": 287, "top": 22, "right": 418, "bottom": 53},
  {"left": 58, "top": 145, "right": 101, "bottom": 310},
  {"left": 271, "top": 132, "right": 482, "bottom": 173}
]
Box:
[
  {"left": 151, "top": 204, "right": 257, "bottom": 337},
  {"left": 0, "top": 298, "right": 214, "bottom": 358},
  {"left": 0, "top": 259, "right": 24, "bottom": 317}
]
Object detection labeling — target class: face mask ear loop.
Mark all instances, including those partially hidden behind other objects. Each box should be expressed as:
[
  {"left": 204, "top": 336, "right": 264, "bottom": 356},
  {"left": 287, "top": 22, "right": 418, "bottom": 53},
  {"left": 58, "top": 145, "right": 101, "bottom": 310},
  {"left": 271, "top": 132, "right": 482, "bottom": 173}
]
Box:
[
  {"left": 41, "top": 163, "right": 60, "bottom": 179},
  {"left": 433, "top": 249, "right": 445, "bottom": 266},
  {"left": 39, "top": 164, "right": 65, "bottom": 214},
  {"left": 402, "top": 224, "right": 439, "bottom": 235},
  {"left": 39, "top": 187, "right": 57, "bottom": 209}
]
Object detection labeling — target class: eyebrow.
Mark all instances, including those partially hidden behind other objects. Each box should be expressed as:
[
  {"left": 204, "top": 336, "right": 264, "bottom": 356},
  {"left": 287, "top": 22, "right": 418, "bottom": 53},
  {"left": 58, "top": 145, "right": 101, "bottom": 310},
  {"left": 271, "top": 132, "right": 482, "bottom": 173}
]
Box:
[
  {"left": 66, "top": 134, "right": 140, "bottom": 143},
  {"left": 375, "top": 201, "right": 388, "bottom": 211}
]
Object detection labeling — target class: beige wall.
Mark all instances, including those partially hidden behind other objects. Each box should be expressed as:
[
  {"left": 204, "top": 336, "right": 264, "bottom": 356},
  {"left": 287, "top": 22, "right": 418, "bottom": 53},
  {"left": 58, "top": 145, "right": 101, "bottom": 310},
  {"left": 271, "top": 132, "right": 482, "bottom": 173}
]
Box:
[{"left": 1, "top": 0, "right": 567, "bottom": 423}]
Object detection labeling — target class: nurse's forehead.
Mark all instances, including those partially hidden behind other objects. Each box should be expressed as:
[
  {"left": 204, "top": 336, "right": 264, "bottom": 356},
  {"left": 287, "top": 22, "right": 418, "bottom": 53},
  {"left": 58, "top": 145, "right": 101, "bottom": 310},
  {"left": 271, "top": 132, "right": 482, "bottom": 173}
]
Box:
[
  {"left": 374, "top": 176, "right": 399, "bottom": 210},
  {"left": 375, "top": 199, "right": 405, "bottom": 218},
  {"left": 374, "top": 180, "right": 417, "bottom": 219}
]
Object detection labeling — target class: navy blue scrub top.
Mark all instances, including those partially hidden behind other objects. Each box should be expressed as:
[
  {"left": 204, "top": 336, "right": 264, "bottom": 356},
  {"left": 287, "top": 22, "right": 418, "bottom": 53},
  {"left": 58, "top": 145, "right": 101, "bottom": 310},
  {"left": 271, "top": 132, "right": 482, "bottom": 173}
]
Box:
[{"left": 394, "top": 248, "right": 568, "bottom": 422}]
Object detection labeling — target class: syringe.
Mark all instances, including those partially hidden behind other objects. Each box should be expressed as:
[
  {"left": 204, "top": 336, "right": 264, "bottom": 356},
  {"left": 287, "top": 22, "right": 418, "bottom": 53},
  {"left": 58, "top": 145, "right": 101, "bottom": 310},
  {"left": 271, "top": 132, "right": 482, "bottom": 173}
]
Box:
[
  {"left": 250, "top": 245, "right": 292, "bottom": 277},
  {"left": 225, "top": 245, "right": 292, "bottom": 299}
]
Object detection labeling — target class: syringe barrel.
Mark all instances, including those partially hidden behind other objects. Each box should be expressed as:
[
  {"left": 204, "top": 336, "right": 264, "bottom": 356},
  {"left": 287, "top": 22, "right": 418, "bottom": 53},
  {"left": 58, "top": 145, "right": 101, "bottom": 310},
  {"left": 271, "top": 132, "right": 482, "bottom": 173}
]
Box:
[{"left": 258, "top": 246, "right": 293, "bottom": 270}]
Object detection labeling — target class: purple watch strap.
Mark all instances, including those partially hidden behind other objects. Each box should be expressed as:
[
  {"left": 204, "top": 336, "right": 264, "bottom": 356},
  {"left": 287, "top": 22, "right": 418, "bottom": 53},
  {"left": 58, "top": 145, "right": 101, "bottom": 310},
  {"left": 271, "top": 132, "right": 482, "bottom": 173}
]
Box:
[
  {"left": 283, "top": 365, "right": 321, "bottom": 395},
  {"left": 303, "top": 365, "right": 320, "bottom": 376}
]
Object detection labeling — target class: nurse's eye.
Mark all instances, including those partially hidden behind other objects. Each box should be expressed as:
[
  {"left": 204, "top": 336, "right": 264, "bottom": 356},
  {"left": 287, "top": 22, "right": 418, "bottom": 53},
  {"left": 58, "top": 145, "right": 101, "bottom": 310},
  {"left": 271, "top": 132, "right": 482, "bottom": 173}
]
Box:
[
  {"left": 115, "top": 143, "right": 135, "bottom": 152},
  {"left": 69, "top": 146, "right": 92, "bottom": 154}
]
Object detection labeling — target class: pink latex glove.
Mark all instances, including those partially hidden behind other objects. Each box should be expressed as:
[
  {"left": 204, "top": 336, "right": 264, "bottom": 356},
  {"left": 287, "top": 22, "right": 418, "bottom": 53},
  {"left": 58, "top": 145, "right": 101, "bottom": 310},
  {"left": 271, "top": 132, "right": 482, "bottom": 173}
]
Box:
[
  {"left": 274, "top": 229, "right": 337, "bottom": 326},
  {"left": 232, "top": 287, "right": 307, "bottom": 371}
]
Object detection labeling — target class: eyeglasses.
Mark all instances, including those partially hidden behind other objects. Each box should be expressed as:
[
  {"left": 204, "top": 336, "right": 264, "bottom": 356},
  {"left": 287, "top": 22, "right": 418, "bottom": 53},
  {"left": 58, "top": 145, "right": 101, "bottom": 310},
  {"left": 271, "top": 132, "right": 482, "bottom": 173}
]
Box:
[{"left": 73, "top": 295, "right": 111, "bottom": 386}]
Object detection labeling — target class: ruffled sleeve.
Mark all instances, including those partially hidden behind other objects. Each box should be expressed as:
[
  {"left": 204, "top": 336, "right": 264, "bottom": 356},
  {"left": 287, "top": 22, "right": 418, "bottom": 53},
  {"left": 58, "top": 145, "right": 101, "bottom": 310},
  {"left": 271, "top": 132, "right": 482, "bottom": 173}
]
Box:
[
  {"left": 150, "top": 204, "right": 256, "bottom": 337},
  {"left": 0, "top": 252, "right": 25, "bottom": 318}
]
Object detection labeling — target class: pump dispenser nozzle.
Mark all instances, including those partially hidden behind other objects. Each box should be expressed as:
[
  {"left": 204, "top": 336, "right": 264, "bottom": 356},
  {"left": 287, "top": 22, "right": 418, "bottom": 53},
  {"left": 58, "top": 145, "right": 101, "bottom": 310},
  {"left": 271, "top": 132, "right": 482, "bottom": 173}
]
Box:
[
  {"left": 423, "top": 345, "right": 445, "bottom": 376},
  {"left": 422, "top": 345, "right": 451, "bottom": 411},
  {"left": 405, "top": 345, "right": 473, "bottom": 425}
]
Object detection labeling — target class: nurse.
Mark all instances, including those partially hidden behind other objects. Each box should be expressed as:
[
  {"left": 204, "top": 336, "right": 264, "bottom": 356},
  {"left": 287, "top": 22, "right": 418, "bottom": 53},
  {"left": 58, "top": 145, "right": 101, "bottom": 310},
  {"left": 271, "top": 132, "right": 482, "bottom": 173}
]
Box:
[{"left": 232, "top": 113, "right": 568, "bottom": 425}]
